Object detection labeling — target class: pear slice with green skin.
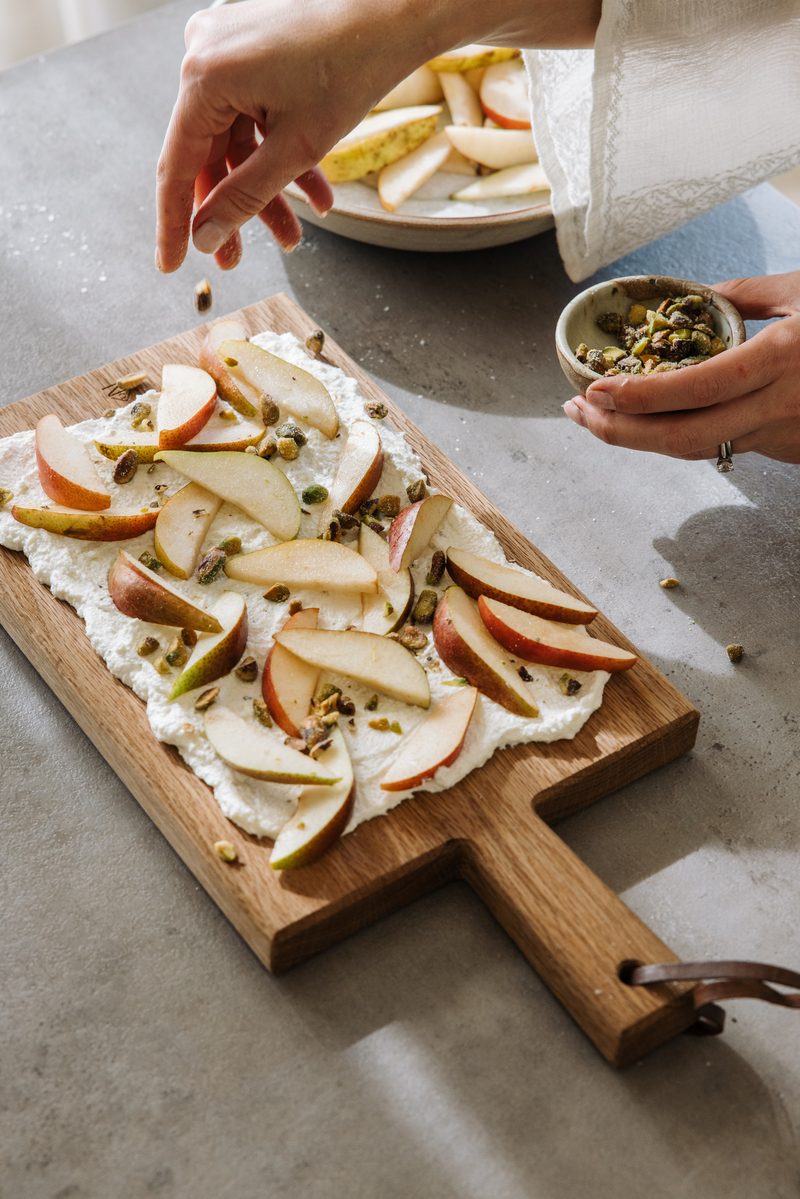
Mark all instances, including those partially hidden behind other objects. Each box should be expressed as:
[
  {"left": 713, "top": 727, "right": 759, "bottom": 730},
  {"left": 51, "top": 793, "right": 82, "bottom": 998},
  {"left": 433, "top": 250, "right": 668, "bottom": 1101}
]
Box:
[
  {"left": 358, "top": 521, "right": 414, "bottom": 634},
  {"left": 154, "top": 449, "right": 301, "bottom": 542},
  {"left": 270, "top": 728, "right": 355, "bottom": 869},
  {"left": 320, "top": 106, "right": 441, "bottom": 183},
  {"left": 274, "top": 627, "right": 431, "bottom": 709},
  {"left": 154, "top": 482, "right": 222, "bottom": 580},
  {"left": 12, "top": 504, "right": 158, "bottom": 542},
  {"left": 218, "top": 340, "right": 338, "bottom": 439},
  {"left": 204, "top": 704, "right": 340, "bottom": 787},
  {"left": 108, "top": 549, "right": 223, "bottom": 631},
  {"left": 168, "top": 591, "right": 248, "bottom": 700},
  {"left": 225, "top": 538, "right": 378, "bottom": 594},
  {"left": 427, "top": 45, "right": 520, "bottom": 72}
]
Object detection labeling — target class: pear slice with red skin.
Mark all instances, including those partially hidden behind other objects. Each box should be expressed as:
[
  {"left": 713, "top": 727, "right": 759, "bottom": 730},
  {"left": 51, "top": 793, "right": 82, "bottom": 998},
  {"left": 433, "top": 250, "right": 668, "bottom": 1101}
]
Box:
[
  {"left": 388, "top": 494, "right": 453, "bottom": 572},
  {"left": 35, "top": 414, "right": 110, "bottom": 511},
  {"left": 225, "top": 538, "right": 377, "bottom": 594},
  {"left": 359, "top": 522, "right": 414, "bottom": 634},
  {"left": 108, "top": 549, "right": 222, "bottom": 631},
  {"left": 198, "top": 320, "right": 259, "bottom": 418},
  {"left": 478, "top": 596, "right": 637, "bottom": 673},
  {"left": 154, "top": 482, "right": 222, "bottom": 580},
  {"left": 479, "top": 58, "right": 531, "bottom": 129},
  {"left": 380, "top": 686, "right": 478, "bottom": 791},
  {"left": 445, "top": 546, "right": 598, "bottom": 625},
  {"left": 12, "top": 504, "right": 158, "bottom": 541},
  {"left": 263, "top": 607, "right": 321, "bottom": 737},
  {"left": 94, "top": 413, "right": 264, "bottom": 462},
  {"left": 432, "top": 586, "right": 539, "bottom": 718},
  {"left": 157, "top": 365, "right": 217, "bottom": 451},
  {"left": 205, "top": 704, "right": 340, "bottom": 787},
  {"left": 168, "top": 591, "right": 248, "bottom": 700},
  {"left": 274, "top": 627, "right": 431, "bottom": 709},
  {"left": 317, "top": 421, "right": 383, "bottom": 532},
  {"left": 270, "top": 727, "right": 355, "bottom": 869},
  {"left": 219, "top": 339, "right": 338, "bottom": 439}
]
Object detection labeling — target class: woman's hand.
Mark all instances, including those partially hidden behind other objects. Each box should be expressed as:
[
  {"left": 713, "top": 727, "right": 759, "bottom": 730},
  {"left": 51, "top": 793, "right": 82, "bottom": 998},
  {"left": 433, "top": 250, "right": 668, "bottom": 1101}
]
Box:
[{"left": 563, "top": 272, "right": 800, "bottom": 465}]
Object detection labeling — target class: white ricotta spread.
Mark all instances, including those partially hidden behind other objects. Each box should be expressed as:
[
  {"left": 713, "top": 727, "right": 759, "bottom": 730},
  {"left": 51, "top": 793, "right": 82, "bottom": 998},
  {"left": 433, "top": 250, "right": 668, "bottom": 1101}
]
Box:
[{"left": 0, "top": 331, "right": 608, "bottom": 840}]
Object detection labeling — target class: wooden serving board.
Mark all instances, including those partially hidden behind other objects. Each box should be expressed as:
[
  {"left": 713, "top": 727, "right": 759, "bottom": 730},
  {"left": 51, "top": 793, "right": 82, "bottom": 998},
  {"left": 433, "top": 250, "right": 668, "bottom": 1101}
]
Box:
[{"left": 0, "top": 294, "right": 701, "bottom": 1067}]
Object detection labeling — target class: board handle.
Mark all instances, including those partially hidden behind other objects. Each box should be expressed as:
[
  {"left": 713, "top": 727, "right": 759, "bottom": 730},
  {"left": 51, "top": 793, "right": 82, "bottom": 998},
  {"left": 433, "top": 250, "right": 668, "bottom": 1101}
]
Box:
[{"left": 461, "top": 805, "right": 697, "bottom": 1066}]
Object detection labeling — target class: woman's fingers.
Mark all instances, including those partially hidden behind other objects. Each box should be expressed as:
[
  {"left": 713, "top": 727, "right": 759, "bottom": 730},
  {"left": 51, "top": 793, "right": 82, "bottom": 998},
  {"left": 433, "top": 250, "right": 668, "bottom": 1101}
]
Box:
[
  {"left": 193, "top": 130, "right": 242, "bottom": 271},
  {"left": 257, "top": 194, "right": 304, "bottom": 252},
  {"left": 712, "top": 271, "right": 800, "bottom": 320},
  {"left": 294, "top": 167, "right": 334, "bottom": 217}
]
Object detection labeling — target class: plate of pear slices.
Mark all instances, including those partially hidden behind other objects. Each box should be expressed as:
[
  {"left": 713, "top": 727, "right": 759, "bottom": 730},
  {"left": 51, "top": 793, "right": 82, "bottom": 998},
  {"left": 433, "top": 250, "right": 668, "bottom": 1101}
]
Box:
[{"left": 284, "top": 45, "right": 553, "bottom": 252}]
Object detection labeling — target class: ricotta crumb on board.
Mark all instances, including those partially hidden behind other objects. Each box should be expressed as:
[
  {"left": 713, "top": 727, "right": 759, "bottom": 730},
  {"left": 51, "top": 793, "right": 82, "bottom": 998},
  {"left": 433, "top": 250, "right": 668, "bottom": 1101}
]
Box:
[{"left": 0, "top": 331, "right": 609, "bottom": 839}]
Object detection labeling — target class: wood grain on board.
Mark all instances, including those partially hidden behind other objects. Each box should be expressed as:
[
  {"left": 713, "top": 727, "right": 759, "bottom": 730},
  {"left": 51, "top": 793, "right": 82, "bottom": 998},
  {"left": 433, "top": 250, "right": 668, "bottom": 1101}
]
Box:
[{"left": 0, "top": 293, "right": 700, "bottom": 1066}]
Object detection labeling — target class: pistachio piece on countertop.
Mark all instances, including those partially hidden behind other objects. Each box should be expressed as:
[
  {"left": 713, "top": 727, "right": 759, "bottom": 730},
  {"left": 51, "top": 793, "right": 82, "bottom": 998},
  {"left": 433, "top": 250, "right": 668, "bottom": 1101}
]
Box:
[
  {"left": 235, "top": 656, "right": 258, "bottom": 683},
  {"left": 102, "top": 408, "right": 116, "bottom": 419},
  {"left": 305, "top": 328, "right": 325, "bottom": 356},
  {"left": 137, "top": 636, "right": 159, "bottom": 657},
  {"left": 194, "top": 278, "right": 213, "bottom": 313},
  {"left": 260, "top": 395, "right": 280, "bottom": 426},
  {"left": 302, "top": 483, "right": 328, "bottom": 505},
  {"left": 195, "top": 687, "right": 220, "bottom": 711},
  {"left": 426, "top": 549, "right": 446, "bottom": 587},
  {"left": 112, "top": 448, "right": 139, "bottom": 485},
  {"left": 253, "top": 698, "right": 272, "bottom": 727},
  {"left": 412, "top": 589, "right": 439, "bottom": 624},
  {"left": 726, "top": 643, "right": 744, "bottom": 663},
  {"left": 660, "top": 577, "right": 680, "bottom": 588},
  {"left": 406, "top": 479, "right": 427, "bottom": 504},
  {"left": 214, "top": 840, "right": 238, "bottom": 863},
  {"left": 277, "top": 436, "right": 300, "bottom": 461},
  {"left": 264, "top": 583, "right": 290, "bottom": 603},
  {"left": 196, "top": 545, "right": 227, "bottom": 584},
  {"left": 364, "top": 400, "right": 388, "bottom": 420}
]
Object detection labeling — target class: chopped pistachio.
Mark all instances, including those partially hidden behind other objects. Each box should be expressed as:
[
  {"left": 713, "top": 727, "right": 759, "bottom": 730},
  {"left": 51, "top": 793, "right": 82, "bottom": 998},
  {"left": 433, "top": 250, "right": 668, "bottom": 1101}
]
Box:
[
  {"left": 219, "top": 407, "right": 238, "bottom": 422},
  {"left": 235, "top": 656, "right": 258, "bottom": 683},
  {"left": 329, "top": 508, "right": 357, "bottom": 531},
  {"left": 574, "top": 342, "right": 589, "bottom": 363},
  {"left": 337, "top": 695, "right": 356, "bottom": 716},
  {"left": 253, "top": 697, "right": 272, "bottom": 727},
  {"left": 441, "top": 677, "right": 469, "bottom": 686},
  {"left": 399, "top": 625, "right": 428, "bottom": 653},
  {"left": 365, "top": 694, "right": 379, "bottom": 711},
  {"left": 0, "top": 487, "right": 14, "bottom": 508},
  {"left": 284, "top": 736, "right": 308, "bottom": 754},
  {"left": 305, "top": 328, "right": 325, "bottom": 355},
  {"left": 309, "top": 737, "right": 333, "bottom": 759},
  {"left": 317, "top": 683, "right": 342, "bottom": 705},
  {"left": 359, "top": 498, "right": 379, "bottom": 516},
  {"left": 194, "top": 278, "right": 213, "bottom": 313},
  {"left": 585, "top": 349, "right": 607, "bottom": 374},
  {"left": 631, "top": 337, "right": 651, "bottom": 357},
  {"left": 288, "top": 600, "right": 303, "bottom": 615},
  {"left": 264, "top": 583, "right": 291, "bottom": 603},
  {"left": 596, "top": 312, "right": 625, "bottom": 336},
  {"left": 390, "top": 721, "right": 402, "bottom": 735},
  {"left": 277, "top": 436, "right": 300, "bottom": 461},
  {"left": 709, "top": 336, "right": 726, "bottom": 356},
  {"left": 214, "top": 840, "right": 238, "bottom": 863},
  {"left": 302, "top": 483, "right": 329, "bottom": 505},
  {"left": 276, "top": 421, "right": 307, "bottom": 447},
  {"left": 669, "top": 329, "right": 692, "bottom": 342},
  {"left": 137, "top": 636, "right": 159, "bottom": 657},
  {"left": 164, "top": 637, "right": 189, "bottom": 668},
  {"left": 180, "top": 628, "right": 198, "bottom": 647},
  {"left": 195, "top": 687, "right": 220, "bottom": 711},
  {"left": 518, "top": 665, "right": 533, "bottom": 682},
  {"left": 368, "top": 718, "right": 391, "bottom": 731},
  {"left": 660, "top": 577, "right": 680, "bottom": 588},
  {"left": 260, "top": 396, "right": 280, "bottom": 426},
  {"left": 129, "top": 400, "right": 151, "bottom": 428},
  {"left": 364, "top": 519, "right": 386, "bottom": 538},
  {"left": 426, "top": 550, "right": 446, "bottom": 587},
  {"left": 300, "top": 715, "right": 329, "bottom": 750},
  {"left": 627, "top": 303, "right": 648, "bottom": 325},
  {"left": 196, "top": 546, "right": 227, "bottom": 584},
  {"left": 376, "top": 494, "right": 401, "bottom": 517},
  {"left": 384, "top": 600, "right": 394, "bottom": 618},
  {"left": 154, "top": 655, "right": 172, "bottom": 676},
  {"left": 558, "top": 672, "right": 582, "bottom": 697},
  {"left": 406, "top": 479, "right": 427, "bottom": 504},
  {"left": 218, "top": 536, "right": 242, "bottom": 556},
  {"left": 652, "top": 362, "right": 678, "bottom": 372},
  {"left": 364, "top": 400, "right": 388, "bottom": 420},
  {"left": 602, "top": 346, "right": 626, "bottom": 364},
  {"left": 322, "top": 518, "right": 342, "bottom": 543},
  {"left": 321, "top": 711, "right": 339, "bottom": 727},
  {"left": 677, "top": 357, "right": 708, "bottom": 368},
  {"left": 726, "top": 643, "right": 744, "bottom": 663},
  {"left": 138, "top": 549, "right": 162, "bottom": 572},
  {"left": 223, "top": 356, "right": 238, "bottom": 368},
  {"left": 412, "top": 589, "right": 438, "bottom": 624},
  {"left": 102, "top": 408, "right": 116, "bottom": 419},
  {"left": 112, "top": 448, "right": 139, "bottom": 484},
  {"left": 257, "top": 435, "right": 277, "bottom": 459},
  {"left": 245, "top": 445, "right": 259, "bottom": 455},
  {"left": 117, "top": 370, "right": 147, "bottom": 390}
]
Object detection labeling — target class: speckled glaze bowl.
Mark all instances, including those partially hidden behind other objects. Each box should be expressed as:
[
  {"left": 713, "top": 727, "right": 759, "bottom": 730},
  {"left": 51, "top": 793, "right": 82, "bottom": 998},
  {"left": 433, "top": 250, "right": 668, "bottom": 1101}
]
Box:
[{"left": 555, "top": 274, "right": 746, "bottom": 395}]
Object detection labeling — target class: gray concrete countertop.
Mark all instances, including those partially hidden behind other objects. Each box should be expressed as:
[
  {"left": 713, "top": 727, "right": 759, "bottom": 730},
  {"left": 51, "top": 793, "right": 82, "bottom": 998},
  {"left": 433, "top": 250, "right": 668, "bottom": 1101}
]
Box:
[{"left": 2, "top": 5, "right": 799, "bottom": 1195}]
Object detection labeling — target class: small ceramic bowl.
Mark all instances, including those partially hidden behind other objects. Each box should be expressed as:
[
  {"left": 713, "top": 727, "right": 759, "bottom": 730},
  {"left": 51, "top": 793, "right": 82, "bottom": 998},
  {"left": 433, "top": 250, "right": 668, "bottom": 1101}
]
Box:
[{"left": 555, "top": 274, "right": 746, "bottom": 395}]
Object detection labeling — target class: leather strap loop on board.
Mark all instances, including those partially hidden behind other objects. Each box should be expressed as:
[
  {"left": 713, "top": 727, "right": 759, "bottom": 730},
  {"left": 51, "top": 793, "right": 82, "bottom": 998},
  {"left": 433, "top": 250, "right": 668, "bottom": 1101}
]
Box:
[{"left": 629, "top": 961, "right": 800, "bottom": 1037}]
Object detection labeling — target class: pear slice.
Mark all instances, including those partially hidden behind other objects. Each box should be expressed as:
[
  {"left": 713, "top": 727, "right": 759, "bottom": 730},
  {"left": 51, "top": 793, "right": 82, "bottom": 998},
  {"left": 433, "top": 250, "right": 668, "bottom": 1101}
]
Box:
[
  {"left": 478, "top": 597, "right": 637, "bottom": 673},
  {"left": 427, "top": 45, "right": 520, "bottom": 72},
  {"left": 108, "top": 549, "right": 222, "bottom": 630},
  {"left": 157, "top": 365, "right": 217, "bottom": 450},
  {"left": 154, "top": 450, "right": 301, "bottom": 542},
  {"left": 479, "top": 58, "right": 531, "bottom": 129},
  {"left": 205, "top": 704, "right": 340, "bottom": 786},
  {"left": 35, "top": 414, "right": 110, "bottom": 511},
  {"left": 12, "top": 504, "right": 158, "bottom": 541},
  {"left": 219, "top": 340, "right": 338, "bottom": 439},
  {"left": 94, "top": 413, "right": 265, "bottom": 462},
  {"left": 270, "top": 727, "right": 355, "bottom": 869},
  {"left": 450, "top": 163, "right": 549, "bottom": 202},
  {"left": 373, "top": 66, "right": 444, "bottom": 111},
  {"left": 445, "top": 546, "right": 597, "bottom": 624},
  {"left": 94, "top": 431, "right": 159, "bottom": 462},
  {"left": 358, "top": 522, "right": 415, "bottom": 634},
  {"left": 437, "top": 71, "right": 483, "bottom": 127},
  {"left": 198, "top": 319, "right": 259, "bottom": 417},
  {"left": 263, "top": 607, "right": 321, "bottom": 737},
  {"left": 320, "top": 106, "right": 442, "bottom": 182},
  {"left": 378, "top": 131, "right": 453, "bottom": 213},
  {"left": 443, "top": 125, "right": 537, "bottom": 169},
  {"left": 154, "top": 482, "right": 222, "bottom": 579},
  {"left": 168, "top": 591, "right": 248, "bottom": 700},
  {"left": 274, "top": 628, "right": 431, "bottom": 709},
  {"left": 317, "top": 420, "right": 383, "bottom": 531},
  {"left": 388, "top": 494, "right": 453, "bottom": 572},
  {"left": 380, "top": 686, "right": 478, "bottom": 791},
  {"left": 225, "top": 538, "right": 377, "bottom": 593}
]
